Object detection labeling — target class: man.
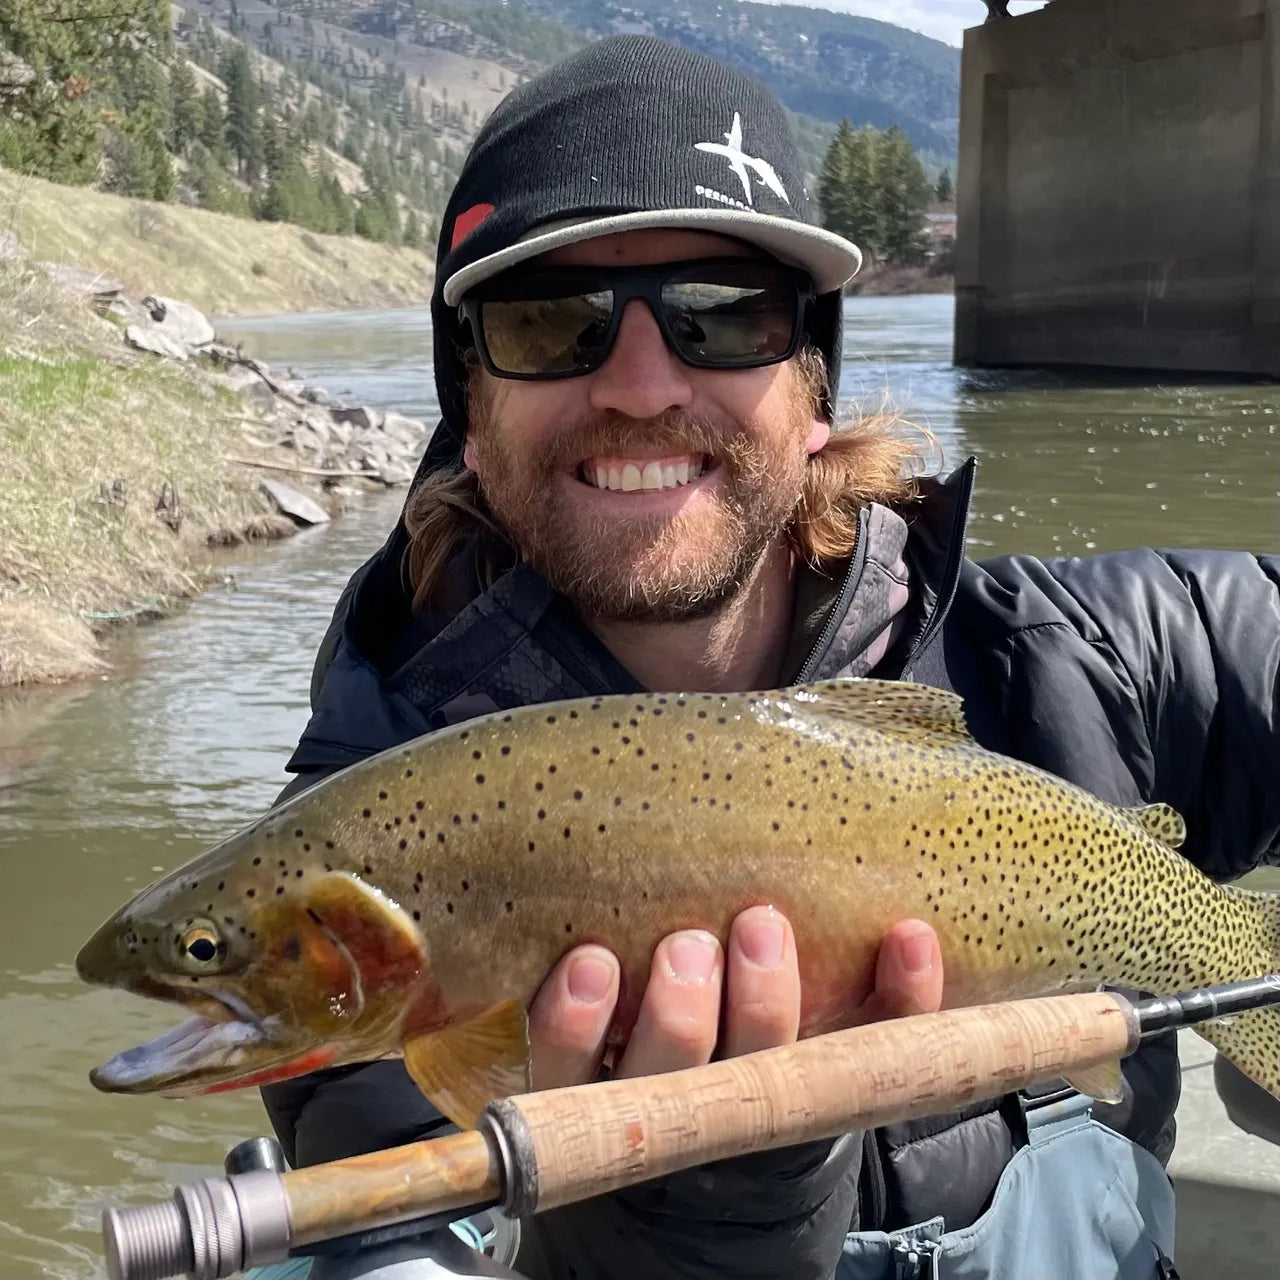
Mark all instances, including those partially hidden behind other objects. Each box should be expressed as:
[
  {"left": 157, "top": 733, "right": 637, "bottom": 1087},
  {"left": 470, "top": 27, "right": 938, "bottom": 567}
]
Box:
[{"left": 263, "top": 35, "right": 1280, "bottom": 1280}]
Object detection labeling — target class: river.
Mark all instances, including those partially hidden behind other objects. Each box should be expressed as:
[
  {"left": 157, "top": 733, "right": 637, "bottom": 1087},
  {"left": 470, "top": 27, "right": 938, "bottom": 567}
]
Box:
[{"left": 1, "top": 295, "right": 1277, "bottom": 1278}]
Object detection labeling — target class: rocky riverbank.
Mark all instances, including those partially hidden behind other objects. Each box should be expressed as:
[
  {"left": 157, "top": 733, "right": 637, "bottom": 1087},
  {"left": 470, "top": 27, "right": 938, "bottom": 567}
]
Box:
[{"left": 0, "top": 241, "right": 432, "bottom": 691}]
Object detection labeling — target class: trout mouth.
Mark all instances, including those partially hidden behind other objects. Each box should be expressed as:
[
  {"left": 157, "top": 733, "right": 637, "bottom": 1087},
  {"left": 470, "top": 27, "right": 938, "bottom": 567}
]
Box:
[{"left": 88, "top": 990, "right": 326, "bottom": 1097}]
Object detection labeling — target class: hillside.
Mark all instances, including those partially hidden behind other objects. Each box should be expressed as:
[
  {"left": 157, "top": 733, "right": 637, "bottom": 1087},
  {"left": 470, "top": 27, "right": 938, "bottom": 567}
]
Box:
[
  {"left": 0, "top": 167, "right": 434, "bottom": 316},
  {"left": 2, "top": 0, "right": 956, "bottom": 284},
  {"left": 190, "top": 0, "right": 960, "bottom": 175}
]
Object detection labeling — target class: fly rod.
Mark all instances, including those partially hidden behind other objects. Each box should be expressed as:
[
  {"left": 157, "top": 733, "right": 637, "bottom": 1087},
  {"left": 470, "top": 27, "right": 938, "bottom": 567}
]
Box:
[{"left": 100, "top": 974, "right": 1280, "bottom": 1280}]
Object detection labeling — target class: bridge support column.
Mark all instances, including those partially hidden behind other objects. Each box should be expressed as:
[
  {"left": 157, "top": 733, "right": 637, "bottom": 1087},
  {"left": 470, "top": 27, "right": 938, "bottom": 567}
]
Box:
[{"left": 955, "top": 0, "right": 1280, "bottom": 376}]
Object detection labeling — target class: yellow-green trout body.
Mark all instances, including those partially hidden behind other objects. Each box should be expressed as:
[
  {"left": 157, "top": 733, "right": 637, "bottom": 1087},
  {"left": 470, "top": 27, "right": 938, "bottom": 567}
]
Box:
[{"left": 77, "top": 680, "right": 1280, "bottom": 1127}]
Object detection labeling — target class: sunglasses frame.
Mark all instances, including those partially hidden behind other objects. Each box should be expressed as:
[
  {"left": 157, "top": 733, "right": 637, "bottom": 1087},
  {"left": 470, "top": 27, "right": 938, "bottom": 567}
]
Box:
[{"left": 457, "top": 256, "right": 816, "bottom": 382}]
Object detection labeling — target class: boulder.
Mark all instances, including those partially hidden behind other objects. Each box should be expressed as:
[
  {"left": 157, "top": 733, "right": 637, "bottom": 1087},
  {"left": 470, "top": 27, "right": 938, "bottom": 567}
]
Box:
[
  {"left": 0, "top": 229, "right": 20, "bottom": 262},
  {"left": 378, "top": 462, "right": 415, "bottom": 486},
  {"left": 125, "top": 323, "right": 190, "bottom": 360},
  {"left": 140, "top": 295, "right": 216, "bottom": 350},
  {"left": 258, "top": 479, "right": 330, "bottom": 526},
  {"left": 331, "top": 404, "right": 383, "bottom": 432},
  {"left": 382, "top": 411, "right": 426, "bottom": 446},
  {"left": 298, "top": 406, "right": 335, "bottom": 441},
  {"left": 105, "top": 295, "right": 152, "bottom": 327},
  {"left": 40, "top": 262, "right": 126, "bottom": 301}
]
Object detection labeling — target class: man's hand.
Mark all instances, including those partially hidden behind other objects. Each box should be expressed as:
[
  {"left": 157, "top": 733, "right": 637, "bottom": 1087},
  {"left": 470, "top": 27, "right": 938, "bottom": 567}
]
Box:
[{"left": 529, "top": 906, "right": 944, "bottom": 1091}]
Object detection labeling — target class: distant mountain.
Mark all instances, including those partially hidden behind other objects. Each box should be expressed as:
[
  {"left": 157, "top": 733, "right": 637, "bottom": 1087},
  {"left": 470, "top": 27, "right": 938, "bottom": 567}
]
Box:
[
  {"left": 254, "top": 0, "right": 960, "bottom": 168},
  {"left": 524, "top": 0, "right": 960, "bottom": 159},
  {"left": 165, "top": 0, "right": 958, "bottom": 249}
]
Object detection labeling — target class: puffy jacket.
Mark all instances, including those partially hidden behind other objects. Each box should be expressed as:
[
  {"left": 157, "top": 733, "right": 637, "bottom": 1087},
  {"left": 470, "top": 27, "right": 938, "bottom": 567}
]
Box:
[{"left": 261, "top": 458, "right": 1280, "bottom": 1278}]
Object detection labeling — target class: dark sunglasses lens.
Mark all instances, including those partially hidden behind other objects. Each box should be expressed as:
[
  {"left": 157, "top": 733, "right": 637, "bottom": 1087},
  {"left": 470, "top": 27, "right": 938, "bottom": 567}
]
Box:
[
  {"left": 480, "top": 291, "right": 614, "bottom": 376},
  {"left": 661, "top": 273, "right": 799, "bottom": 365}
]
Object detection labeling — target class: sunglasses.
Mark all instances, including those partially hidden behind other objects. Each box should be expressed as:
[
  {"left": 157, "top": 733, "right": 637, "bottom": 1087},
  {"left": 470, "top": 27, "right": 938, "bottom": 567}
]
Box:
[{"left": 458, "top": 257, "right": 815, "bottom": 381}]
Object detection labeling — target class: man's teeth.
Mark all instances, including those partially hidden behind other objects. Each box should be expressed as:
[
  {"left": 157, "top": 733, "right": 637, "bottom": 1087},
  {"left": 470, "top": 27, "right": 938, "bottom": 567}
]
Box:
[{"left": 587, "top": 458, "right": 707, "bottom": 492}]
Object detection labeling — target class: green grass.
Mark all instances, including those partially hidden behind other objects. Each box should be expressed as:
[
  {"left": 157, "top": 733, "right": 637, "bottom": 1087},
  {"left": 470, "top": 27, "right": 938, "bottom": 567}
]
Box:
[{"left": 0, "top": 263, "right": 295, "bottom": 687}]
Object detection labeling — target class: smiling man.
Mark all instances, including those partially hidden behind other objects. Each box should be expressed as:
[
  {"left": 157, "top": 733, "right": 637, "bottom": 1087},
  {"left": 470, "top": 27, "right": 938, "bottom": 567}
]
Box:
[{"left": 263, "top": 34, "right": 1280, "bottom": 1280}]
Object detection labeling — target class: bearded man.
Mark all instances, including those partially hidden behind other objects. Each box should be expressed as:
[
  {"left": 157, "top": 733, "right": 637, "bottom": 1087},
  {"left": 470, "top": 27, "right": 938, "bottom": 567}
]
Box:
[{"left": 262, "top": 35, "right": 1280, "bottom": 1280}]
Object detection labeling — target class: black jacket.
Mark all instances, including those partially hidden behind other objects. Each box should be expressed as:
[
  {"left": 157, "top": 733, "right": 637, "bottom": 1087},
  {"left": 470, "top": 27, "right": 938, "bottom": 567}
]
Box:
[{"left": 261, "top": 460, "right": 1280, "bottom": 1278}]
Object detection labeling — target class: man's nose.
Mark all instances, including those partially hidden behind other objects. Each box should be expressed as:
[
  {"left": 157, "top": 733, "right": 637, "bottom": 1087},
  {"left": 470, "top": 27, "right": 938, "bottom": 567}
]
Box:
[{"left": 587, "top": 300, "right": 694, "bottom": 418}]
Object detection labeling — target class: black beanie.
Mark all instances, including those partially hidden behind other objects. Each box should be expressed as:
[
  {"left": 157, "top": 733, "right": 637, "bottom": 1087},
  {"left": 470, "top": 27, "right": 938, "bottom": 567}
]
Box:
[{"left": 413, "top": 34, "right": 861, "bottom": 483}]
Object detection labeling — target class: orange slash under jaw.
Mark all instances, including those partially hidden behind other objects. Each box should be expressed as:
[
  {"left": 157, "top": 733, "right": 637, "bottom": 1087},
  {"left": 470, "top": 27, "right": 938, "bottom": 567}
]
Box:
[{"left": 200, "top": 1045, "right": 340, "bottom": 1093}]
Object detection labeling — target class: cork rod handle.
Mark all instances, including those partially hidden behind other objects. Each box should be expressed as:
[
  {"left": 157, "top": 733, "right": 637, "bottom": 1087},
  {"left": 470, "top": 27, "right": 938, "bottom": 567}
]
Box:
[
  {"left": 487, "top": 991, "right": 1138, "bottom": 1216},
  {"left": 286, "top": 1129, "right": 500, "bottom": 1245}
]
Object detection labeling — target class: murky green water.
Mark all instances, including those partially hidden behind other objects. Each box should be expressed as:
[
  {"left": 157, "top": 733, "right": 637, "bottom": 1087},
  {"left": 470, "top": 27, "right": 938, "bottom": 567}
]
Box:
[{"left": 1, "top": 295, "right": 1277, "bottom": 1277}]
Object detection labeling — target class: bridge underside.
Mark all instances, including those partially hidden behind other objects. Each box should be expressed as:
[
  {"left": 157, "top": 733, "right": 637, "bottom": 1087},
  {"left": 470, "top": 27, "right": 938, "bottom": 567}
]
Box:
[{"left": 954, "top": 0, "right": 1280, "bottom": 376}]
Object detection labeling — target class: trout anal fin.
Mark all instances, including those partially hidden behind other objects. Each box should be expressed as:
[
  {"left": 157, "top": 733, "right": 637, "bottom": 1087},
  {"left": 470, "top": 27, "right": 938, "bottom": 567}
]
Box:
[
  {"left": 403, "top": 1000, "right": 531, "bottom": 1129},
  {"left": 1062, "top": 1058, "right": 1127, "bottom": 1105}
]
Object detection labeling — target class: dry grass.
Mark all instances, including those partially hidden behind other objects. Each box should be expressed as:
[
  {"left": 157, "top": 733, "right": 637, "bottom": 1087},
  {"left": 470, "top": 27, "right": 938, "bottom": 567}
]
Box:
[
  {"left": 0, "top": 596, "right": 106, "bottom": 687},
  {"left": 0, "top": 259, "right": 296, "bottom": 688},
  {"left": 0, "top": 166, "right": 436, "bottom": 317}
]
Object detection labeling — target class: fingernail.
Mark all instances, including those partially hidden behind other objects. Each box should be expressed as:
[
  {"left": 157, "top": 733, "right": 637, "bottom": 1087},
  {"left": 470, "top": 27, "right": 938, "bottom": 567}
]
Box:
[
  {"left": 901, "top": 932, "right": 935, "bottom": 975},
  {"left": 567, "top": 955, "right": 614, "bottom": 1004},
  {"left": 667, "top": 931, "right": 720, "bottom": 984},
  {"left": 738, "top": 916, "right": 786, "bottom": 969}
]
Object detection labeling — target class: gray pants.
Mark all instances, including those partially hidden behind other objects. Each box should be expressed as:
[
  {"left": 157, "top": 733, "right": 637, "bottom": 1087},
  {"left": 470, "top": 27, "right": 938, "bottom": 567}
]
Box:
[{"left": 837, "top": 1093, "right": 1177, "bottom": 1279}]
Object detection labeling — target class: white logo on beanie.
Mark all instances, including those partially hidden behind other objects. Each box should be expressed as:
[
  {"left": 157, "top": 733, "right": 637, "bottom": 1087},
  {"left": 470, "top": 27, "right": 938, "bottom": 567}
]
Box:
[{"left": 694, "top": 113, "right": 790, "bottom": 207}]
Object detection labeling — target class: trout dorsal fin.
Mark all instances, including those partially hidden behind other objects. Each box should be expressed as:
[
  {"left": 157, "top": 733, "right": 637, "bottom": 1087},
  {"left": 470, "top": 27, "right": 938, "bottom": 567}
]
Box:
[
  {"left": 792, "top": 679, "right": 973, "bottom": 742},
  {"left": 1124, "top": 802, "right": 1186, "bottom": 849}
]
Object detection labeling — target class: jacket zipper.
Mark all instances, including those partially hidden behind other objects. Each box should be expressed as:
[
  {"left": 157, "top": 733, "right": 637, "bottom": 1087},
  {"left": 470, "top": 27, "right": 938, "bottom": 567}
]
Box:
[
  {"left": 902, "top": 462, "right": 975, "bottom": 672},
  {"left": 793, "top": 510, "right": 869, "bottom": 684}
]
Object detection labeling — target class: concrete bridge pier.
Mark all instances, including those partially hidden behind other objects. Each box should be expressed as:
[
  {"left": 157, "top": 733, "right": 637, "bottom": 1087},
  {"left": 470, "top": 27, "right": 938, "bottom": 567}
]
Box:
[{"left": 954, "top": 0, "right": 1280, "bottom": 376}]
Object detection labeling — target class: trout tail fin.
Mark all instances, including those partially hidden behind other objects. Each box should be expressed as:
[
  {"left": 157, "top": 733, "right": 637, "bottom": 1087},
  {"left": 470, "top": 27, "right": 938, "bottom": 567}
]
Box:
[{"left": 1196, "top": 885, "right": 1280, "bottom": 1098}]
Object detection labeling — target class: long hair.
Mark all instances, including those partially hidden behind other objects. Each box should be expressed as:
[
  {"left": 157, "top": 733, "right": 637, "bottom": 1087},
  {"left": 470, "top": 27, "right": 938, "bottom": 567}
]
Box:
[{"left": 403, "top": 349, "right": 937, "bottom": 611}]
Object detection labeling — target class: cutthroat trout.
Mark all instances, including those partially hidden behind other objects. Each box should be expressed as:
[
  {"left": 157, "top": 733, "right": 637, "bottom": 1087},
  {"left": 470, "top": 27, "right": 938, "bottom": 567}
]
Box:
[{"left": 77, "top": 679, "right": 1280, "bottom": 1128}]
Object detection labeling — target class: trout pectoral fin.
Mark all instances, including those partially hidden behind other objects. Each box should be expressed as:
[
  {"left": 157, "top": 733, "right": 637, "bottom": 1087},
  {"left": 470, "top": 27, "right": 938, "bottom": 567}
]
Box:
[
  {"left": 403, "top": 999, "right": 530, "bottom": 1129},
  {"left": 1062, "top": 1057, "right": 1126, "bottom": 1105}
]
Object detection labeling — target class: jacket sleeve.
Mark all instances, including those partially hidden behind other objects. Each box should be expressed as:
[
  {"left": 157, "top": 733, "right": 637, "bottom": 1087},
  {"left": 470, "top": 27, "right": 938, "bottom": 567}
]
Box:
[{"left": 975, "top": 548, "right": 1280, "bottom": 882}]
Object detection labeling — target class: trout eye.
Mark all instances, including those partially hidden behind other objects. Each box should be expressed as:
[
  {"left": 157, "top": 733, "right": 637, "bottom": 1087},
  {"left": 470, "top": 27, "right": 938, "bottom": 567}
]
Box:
[{"left": 177, "top": 922, "right": 224, "bottom": 971}]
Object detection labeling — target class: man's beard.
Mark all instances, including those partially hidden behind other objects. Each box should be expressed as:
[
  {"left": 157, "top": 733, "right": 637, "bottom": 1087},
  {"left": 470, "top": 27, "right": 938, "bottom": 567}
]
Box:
[{"left": 466, "top": 384, "right": 814, "bottom": 624}]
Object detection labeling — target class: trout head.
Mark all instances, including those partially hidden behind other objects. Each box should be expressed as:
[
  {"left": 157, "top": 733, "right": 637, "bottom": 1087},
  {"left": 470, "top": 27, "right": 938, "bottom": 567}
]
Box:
[{"left": 76, "top": 822, "right": 429, "bottom": 1099}]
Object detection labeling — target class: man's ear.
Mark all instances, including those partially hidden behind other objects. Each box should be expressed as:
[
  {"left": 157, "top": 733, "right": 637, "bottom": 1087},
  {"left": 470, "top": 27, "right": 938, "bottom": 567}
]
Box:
[
  {"left": 462, "top": 437, "right": 479, "bottom": 471},
  {"left": 804, "top": 418, "right": 831, "bottom": 456}
]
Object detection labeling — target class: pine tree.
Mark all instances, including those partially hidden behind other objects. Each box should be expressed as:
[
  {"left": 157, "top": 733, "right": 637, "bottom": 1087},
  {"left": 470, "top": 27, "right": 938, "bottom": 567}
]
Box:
[
  {"left": 169, "top": 58, "right": 203, "bottom": 156},
  {"left": 0, "top": 0, "right": 170, "bottom": 184},
  {"left": 198, "top": 85, "right": 226, "bottom": 160},
  {"left": 817, "top": 119, "right": 856, "bottom": 241},
  {"left": 104, "top": 103, "right": 173, "bottom": 202},
  {"left": 935, "top": 167, "right": 954, "bottom": 205},
  {"left": 876, "top": 126, "right": 932, "bottom": 265},
  {"left": 819, "top": 123, "right": 882, "bottom": 262},
  {"left": 220, "top": 45, "right": 263, "bottom": 182},
  {"left": 844, "top": 126, "right": 882, "bottom": 259}
]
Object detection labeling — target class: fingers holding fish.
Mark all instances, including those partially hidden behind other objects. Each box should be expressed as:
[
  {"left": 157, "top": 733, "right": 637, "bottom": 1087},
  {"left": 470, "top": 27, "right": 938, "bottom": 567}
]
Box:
[
  {"left": 721, "top": 906, "right": 801, "bottom": 1058},
  {"left": 615, "top": 931, "right": 725, "bottom": 1080},
  {"left": 856, "top": 919, "right": 944, "bottom": 1023},
  {"left": 528, "top": 945, "right": 620, "bottom": 1091}
]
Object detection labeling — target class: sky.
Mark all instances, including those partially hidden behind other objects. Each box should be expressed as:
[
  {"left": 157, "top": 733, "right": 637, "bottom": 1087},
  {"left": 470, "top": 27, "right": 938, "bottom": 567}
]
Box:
[{"left": 793, "top": 1, "right": 1048, "bottom": 48}]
